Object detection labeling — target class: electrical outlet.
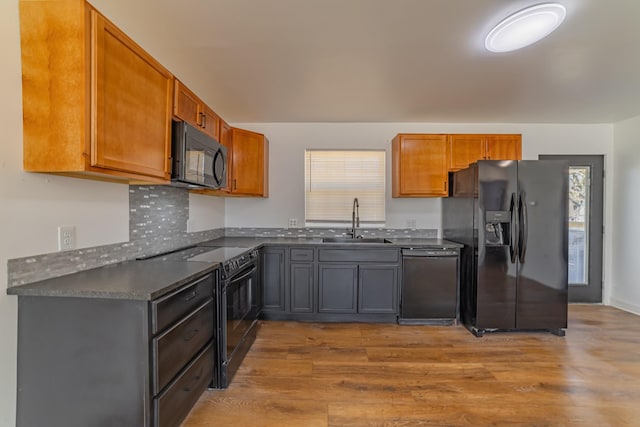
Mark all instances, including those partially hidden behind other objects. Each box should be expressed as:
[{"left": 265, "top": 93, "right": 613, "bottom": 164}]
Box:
[
  {"left": 406, "top": 219, "right": 417, "bottom": 229},
  {"left": 288, "top": 218, "right": 298, "bottom": 228},
  {"left": 58, "top": 225, "right": 76, "bottom": 251}
]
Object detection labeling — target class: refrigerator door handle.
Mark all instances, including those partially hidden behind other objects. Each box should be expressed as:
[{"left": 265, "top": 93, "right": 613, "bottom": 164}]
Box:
[
  {"left": 509, "top": 192, "right": 518, "bottom": 263},
  {"left": 518, "top": 191, "right": 528, "bottom": 263}
]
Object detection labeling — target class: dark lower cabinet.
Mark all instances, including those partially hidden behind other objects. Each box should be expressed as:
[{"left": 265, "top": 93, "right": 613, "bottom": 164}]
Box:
[
  {"left": 15, "top": 272, "right": 217, "bottom": 427},
  {"left": 318, "top": 264, "right": 358, "bottom": 313},
  {"left": 260, "top": 246, "right": 401, "bottom": 322},
  {"left": 152, "top": 299, "right": 214, "bottom": 394},
  {"left": 358, "top": 265, "right": 398, "bottom": 314},
  {"left": 154, "top": 343, "right": 214, "bottom": 427},
  {"left": 318, "top": 263, "right": 399, "bottom": 315},
  {"left": 290, "top": 262, "right": 315, "bottom": 313},
  {"left": 261, "top": 247, "right": 286, "bottom": 313},
  {"left": 317, "top": 248, "right": 400, "bottom": 317}
]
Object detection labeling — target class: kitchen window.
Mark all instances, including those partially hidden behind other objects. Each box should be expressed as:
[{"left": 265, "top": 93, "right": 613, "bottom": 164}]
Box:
[{"left": 305, "top": 150, "right": 385, "bottom": 226}]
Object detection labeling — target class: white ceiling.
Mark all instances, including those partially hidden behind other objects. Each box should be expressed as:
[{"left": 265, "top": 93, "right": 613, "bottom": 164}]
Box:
[{"left": 106, "top": 0, "right": 640, "bottom": 124}]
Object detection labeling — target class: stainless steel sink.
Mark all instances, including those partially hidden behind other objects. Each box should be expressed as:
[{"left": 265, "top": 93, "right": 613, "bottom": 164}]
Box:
[{"left": 321, "top": 237, "right": 392, "bottom": 244}]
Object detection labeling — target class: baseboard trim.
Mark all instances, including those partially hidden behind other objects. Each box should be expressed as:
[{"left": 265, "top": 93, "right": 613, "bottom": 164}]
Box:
[{"left": 608, "top": 298, "right": 640, "bottom": 316}]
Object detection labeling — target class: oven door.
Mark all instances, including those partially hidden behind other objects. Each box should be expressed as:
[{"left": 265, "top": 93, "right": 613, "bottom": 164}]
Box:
[{"left": 222, "top": 262, "right": 258, "bottom": 364}]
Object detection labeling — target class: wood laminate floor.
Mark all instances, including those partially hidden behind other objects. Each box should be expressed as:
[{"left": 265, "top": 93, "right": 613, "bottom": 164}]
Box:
[{"left": 183, "top": 305, "right": 640, "bottom": 426}]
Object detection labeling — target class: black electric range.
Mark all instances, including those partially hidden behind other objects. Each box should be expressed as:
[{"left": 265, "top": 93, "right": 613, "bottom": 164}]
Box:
[{"left": 138, "top": 244, "right": 260, "bottom": 388}]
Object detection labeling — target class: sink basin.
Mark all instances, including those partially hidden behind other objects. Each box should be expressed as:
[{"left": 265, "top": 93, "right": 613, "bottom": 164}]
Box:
[{"left": 322, "top": 237, "right": 392, "bottom": 244}]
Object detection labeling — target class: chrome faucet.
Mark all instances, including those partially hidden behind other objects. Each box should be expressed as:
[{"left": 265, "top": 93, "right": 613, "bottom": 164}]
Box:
[{"left": 349, "top": 197, "right": 360, "bottom": 239}]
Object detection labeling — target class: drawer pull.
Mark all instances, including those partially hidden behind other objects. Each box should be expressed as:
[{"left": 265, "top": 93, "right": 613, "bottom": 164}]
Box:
[
  {"left": 183, "top": 329, "right": 199, "bottom": 341},
  {"left": 184, "top": 291, "right": 198, "bottom": 301}
]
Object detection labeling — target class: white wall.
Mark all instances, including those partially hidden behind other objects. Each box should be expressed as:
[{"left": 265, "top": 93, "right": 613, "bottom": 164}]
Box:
[
  {"left": 611, "top": 115, "right": 640, "bottom": 314},
  {"left": 0, "top": 2, "right": 224, "bottom": 425},
  {"left": 227, "top": 124, "right": 616, "bottom": 308},
  {"left": 228, "top": 123, "right": 614, "bottom": 305},
  {"left": 0, "top": 2, "right": 129, "bottom": 425},
  {"left": 228, "top": 123, "right": 613, "bottom": 236},
  {"left": 225, "top": 123, "right": 444, "bottom": 230}
]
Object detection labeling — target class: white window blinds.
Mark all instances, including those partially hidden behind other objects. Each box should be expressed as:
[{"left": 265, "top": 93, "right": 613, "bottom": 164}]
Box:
[{"left": 305, "top": 150, "right": 386, "bottom": 225}]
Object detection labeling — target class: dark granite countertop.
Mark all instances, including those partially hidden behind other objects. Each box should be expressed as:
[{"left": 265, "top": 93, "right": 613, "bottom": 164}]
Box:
[
  {"left": 7, "top": 236, "right": 462, "bottom": 300},
  {"left": 6, "top": 260, "right": 218, "bottom": 301},
  {"left": 198, "top": 236, "right": 462, "bottom": 249}
]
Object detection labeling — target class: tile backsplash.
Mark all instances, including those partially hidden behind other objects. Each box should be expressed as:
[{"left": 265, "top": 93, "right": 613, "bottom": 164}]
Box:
[
  {"left": 7, "top": 186, "right": 223, "bottom": 287},
  {"left": 7, "top": 186, "right": 437, "bottom": 286},
  {"left": 225, "top": 227, "right": 437, "bottom": 239}
]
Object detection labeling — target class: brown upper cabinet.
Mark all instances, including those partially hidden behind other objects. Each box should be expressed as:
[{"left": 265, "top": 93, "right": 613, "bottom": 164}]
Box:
[
  {"left": 485, "top": 134, "right": 522, "bottom": 160},
  {"left": 449, "top": 134, "right": 522, "bottom": 171},
  {"left": 192, "top": 125, "right": 269, "bottom": 198},
  {"left": 229, "top": 128, "right": 269, "bottom": 197},
  {"left": 393, "top": 133, "right": 522, "bottom": 198},
  {"left": 20, "top": 0, "right": 173, "bottom": 183},
  {"left": 448, "top": 134, "right": 486, "bottom": 171},
  {"left": 174, "top": 80, "right": 220, "bottom": 141},
  {"left": 392, "top": 134, "right": 449, "bottom": 197}
]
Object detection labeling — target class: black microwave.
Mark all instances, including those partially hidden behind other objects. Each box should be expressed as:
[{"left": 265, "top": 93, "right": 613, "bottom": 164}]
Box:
[{"left": 171, "top": 121, "right": 227, "bottom": 189}]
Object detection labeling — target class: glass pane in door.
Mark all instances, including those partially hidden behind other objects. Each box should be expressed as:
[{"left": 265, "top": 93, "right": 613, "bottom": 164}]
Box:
[{"left": 568, "top": 166, "right": 590, "bottom": 284}]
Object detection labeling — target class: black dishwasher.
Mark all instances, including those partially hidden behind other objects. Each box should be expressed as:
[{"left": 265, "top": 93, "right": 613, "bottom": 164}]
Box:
[{"left": 400, "top": 248, "right": 459, "bottom": 325}]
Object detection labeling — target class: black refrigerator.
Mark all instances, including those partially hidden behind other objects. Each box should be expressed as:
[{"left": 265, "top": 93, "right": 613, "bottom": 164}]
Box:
[{"left": 442, "top": 160, "right": 568, "bottom": 337}]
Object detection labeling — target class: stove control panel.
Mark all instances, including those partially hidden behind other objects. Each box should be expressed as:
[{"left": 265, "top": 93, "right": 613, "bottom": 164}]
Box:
[{"left": 224, "top": 250, "right": 257, "bottom": 275}]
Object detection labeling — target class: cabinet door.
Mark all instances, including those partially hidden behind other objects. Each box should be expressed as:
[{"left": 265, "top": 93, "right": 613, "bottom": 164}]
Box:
[
  {"left": 174, "top": 80, "right": 202, "bottom": 128},
  {"left": 231, "top": 128, "right": 269, "bottom": 197},
  {"left": 485, "top": 134, "right": 522, "bottom": 160},
  {"left": 318, "top": 264, "right": 357, "bottom": 313},
  {"left": 219, "top": 119, "right": 232, "bottom": 149},
  {"left": 261, "top": 248, "right": 286, "bottom": 312},
  {"left": 358, "top": 265, "right": 398, "bottom": 314},
  {"left": 290, "top": 263, "right": 315, "bottom": 313},
  {"left": 91, "top": 11, "right": 172, "bottom": 179},
  {"left": 201, "top": 104, "right": 220, "bottom": 141},
  {"left": 20, "top": 0, "right": 87, "bottom": 174},
  {"left": 449, "top": 134, "right": 486, "bottom": 171},
  {"left": 392, "top": 134, "right": 448, "bottom": 197}
]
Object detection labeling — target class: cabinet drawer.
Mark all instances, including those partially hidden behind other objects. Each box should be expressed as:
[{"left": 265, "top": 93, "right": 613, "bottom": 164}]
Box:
[
  {"left": 290, "top": 248, "right": 315, "bottom": 261},
  {"left": 154, "top": 342, "right": 213, "bottom": 427},
  {"left": 318, "top": 248, "right": 399, "bottom": 263},
  {"left": 151, "top": 274, "right": 213, "bottom": 334},
  {"left": 152, "top": 299, "right": 214, "bottom": 395}
]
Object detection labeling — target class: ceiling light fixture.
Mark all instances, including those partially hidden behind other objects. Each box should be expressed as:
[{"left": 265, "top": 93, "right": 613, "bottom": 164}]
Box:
[{"left": 485, "top": 3, "right": 567, "bottom": 53}]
